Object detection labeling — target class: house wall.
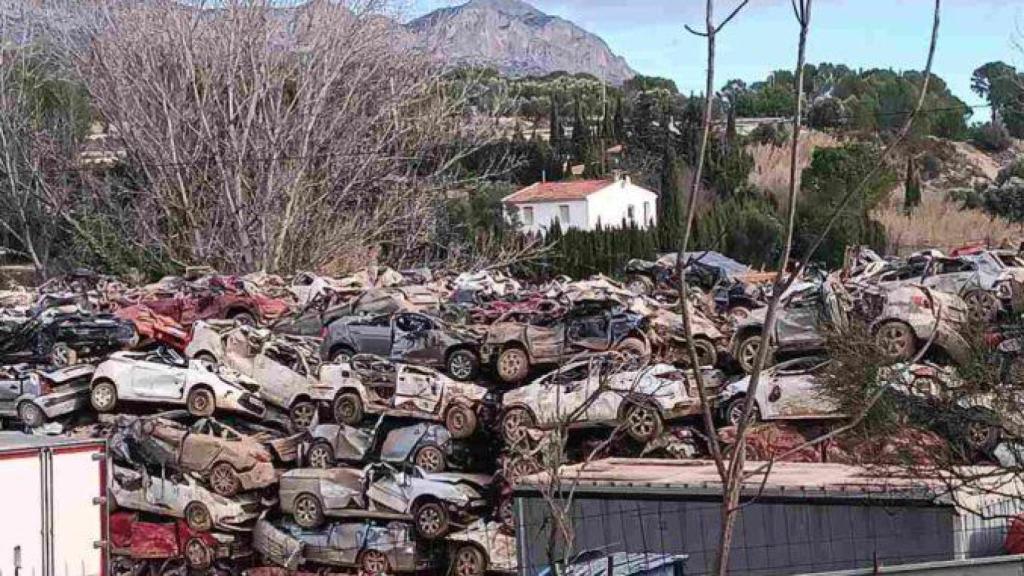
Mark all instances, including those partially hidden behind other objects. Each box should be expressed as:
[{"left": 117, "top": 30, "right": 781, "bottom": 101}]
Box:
[
  {"left": 508, "top": 199, "right": 588, "bottom": 235},
  {"left": 515, "top": 493, "right": 959, "bottom": 576},
  {"left": 586, "top": 180, "right": 658, "bottom": 230}
]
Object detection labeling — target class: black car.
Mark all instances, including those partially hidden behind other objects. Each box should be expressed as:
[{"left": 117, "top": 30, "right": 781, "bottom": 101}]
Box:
[
  {"left": 624, "top": 251, "right": 752, "bottom": 295},
  {"left": 0, "top": 304, "right": 137, "bottom": 366}
]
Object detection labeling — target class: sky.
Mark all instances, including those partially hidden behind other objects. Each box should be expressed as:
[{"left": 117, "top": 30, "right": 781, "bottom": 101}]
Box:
[{"left": 408, "top": 0, "right": 1024, "bottom": 117}]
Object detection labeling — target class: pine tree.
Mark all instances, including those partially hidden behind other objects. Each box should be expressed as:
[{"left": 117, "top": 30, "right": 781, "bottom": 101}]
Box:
[{"left": 904, "top": 155, "right": 922, "bottom": 214}]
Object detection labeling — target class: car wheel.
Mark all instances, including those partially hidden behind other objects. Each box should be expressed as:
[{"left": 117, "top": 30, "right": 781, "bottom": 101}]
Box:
[
  {"left": 307, "top": 442, "right": 336, "bottom": 469},
  {"left": 507, "top": 457, "right": 541, "bottom": 483},
  {"left": 736, "top": 335, "right": 770, "bottom": 374},
  {"left": 184, "top": 538, "right": 212, "bottom": 570},
  {"left": 208, "top": 462, "right": 240, "bottom": 496},
  {"left": 691, "top": 338, "right": 718, "bottom": 367},
  {"left": 331, "top": 393, "right": 363, "bottom": 425},
  {"left": 195, "top": 352, "right": 218, "bottom": 365},
  {"left": 359, "top": 549, "right": 390, "bottom": 575},
  {"left": 875, "top": 321, "right": 917, "bottom": 360},
  {"left": 624, "top": 402, "right": 663, "bottom": 442},
  {"left": 616, "top": 337, "right": 651, "bottom": 366},
  {"left": 496, "top": 348, "right": 530, "bottom": 383},
  {"left": 729, "top": 307, "right": 752, "bottom": 321},
  {"left": 498, "top": 496, "right": 515, "bottom": 528},
  {"left": 962, "top": 410, "right": 1001, "bottom": 453},
  {"left": 725, "top": 397, "right": 760, "bottom": 427},
  {"left": 626, "top": 275, "right": 654, "bottom": 296},
  {"left": 90, "top": 380, "right": 118, "bottom": 412},
  {"left": 49, "top": 342, "right": 76, "bottom": 367},
  {"left": 413, "top": 444, "right": 446, "bottom": 473},
  {"left": 186, "top": 388, "right": 216, "bottom": 417},
  {"left": 292, "top": 493, "right": 324, "bottom": 528},
  {"left": 501, "top": 407, "right": 534, "bottom": 444},
  {"left": 184, "top": 502, "right": 213, "bottom": 532},
  {"left": 413, "top": 501, "right": 449, "bottom": 539},
  {"left": 289, "top": 401, "right": 317, "bottom": 429},
  {"left": 445, "top": 404, "right": 478, "bottom": 439},
  {"left": 454, "top": 544, "right": 487, "bottom": 576},
  {"left": 17, "top": 402, "right": 45, "bottom": 428},
  {"left": 329, "top": 346, "right": 355, "bottom": 364},
  {"left": 230, "top": 311, "right": 257, "bottom": 326},
  {"left": 446, "top": 349, "right": 479, "bottom": 381},
  {"left": 964, "top": 290, "right": 1000, "bottom": 323}
]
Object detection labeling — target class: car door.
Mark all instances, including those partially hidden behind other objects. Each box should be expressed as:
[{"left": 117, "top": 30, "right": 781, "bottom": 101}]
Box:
[
  {"left": 327, "top": 523, "right": 363, "bottom": 566},
  {"left": 924, "top": 259, "right": 977, "bottom": 295},
  {"left": 0, "top": 372, "right": 25, "bottom": 416},
  {"left": 760, "top": 358, "right": 838, "bottom": 419},
  {"left": 535, "top": 363, "right": 591, "bottom": 427},
  {"left": 253, "top": 353, "right": 306, "bottom": 409},
  {"left": 349, "top": 315, "right": 393, "bottom": 355},
  {"left": 390, "top": 314, "right": 436, "bottom": 364},
  {"left": 584, "top": 358, "right": 621, "bottom": 423},
  {"left": 131, "top": 360, "right": 187, "bottom": 400},
  {"left": 366, "top": 466, "right": 411, "bottom": 514},
  {"left": 393, "top": 365, "right": 442, "bottom": 414},
  {"left": 566, "top": 310, "right": 612, "bottom": 352},
  {"left": 775, "top": 290, "right": 824, "bottom": 349}
]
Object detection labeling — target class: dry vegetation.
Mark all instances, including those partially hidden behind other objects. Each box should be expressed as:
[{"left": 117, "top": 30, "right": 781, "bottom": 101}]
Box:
[{"left": 747, "top": 129, "right": 839, "bottom": 201}]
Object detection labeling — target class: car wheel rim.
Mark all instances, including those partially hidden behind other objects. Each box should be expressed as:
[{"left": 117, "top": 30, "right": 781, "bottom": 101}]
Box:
[
  {"left": 336, "top": 353, "right": 351, "bottom": 364},
  {"left": 192, "top": 394, "right": 210, "bottom": 413},
  {"left": 52, "top": 344, "right": 71, "bottom": 365},
  {"left": 500, "top": 353, "right": 523, "bottom": 378},
  {"left": 418, "top": 506, "right": 442, "bottom": 535},
  {"left": 94, "top": 386, "right": 112, "bottom": 409},
  {"left": 211, "top": 467, "right": 235, "bottom": 493},
  {"left": 741, "top": 343, "right": 758, "bottom": 369},
  {"left": 966, "top": 422, "right": 991, "bottom": 448},
  {"left": 185, "top": 540, "right": 208, "bottom": 567},
  {"left": 628, "top": 408, "right": 656, "bottom": 438},
  {"left": 292, "top": 404, "right": 315, "bottom": 427},
  {"left": 503, "top": 411, "right": 525, "bottom": 441},
  {"left": 457, "top": 548, "right": 483, "bottom": 576},
  {"left": 187, "top": 505, "right": 209, "bottom": 529},
  {"left": 449, "top": 410, "right": 466, "bottom": 432},
  {"left": 416, "top": 448, "right": 442, "bottom": 472},
  {"left": 310, "top": 446, "right": 331, "bottom": 468},
  {"left": 363, "top": 551, "right": 387, "bottom": 574},
  {"left": 500, "top": 499, "right": 514, "bottom": 526},
  {"left": 296, "top": 497, "right": 318, "bottom": 524},
  {"left": 338, "top": 401, "right": 355, "bottom": 421},
  {"left": 21, "top": 405, "right": 41, "bottom": 426},
  {"left": 451, "top": 355, "right": 472, "bottom": 379}
]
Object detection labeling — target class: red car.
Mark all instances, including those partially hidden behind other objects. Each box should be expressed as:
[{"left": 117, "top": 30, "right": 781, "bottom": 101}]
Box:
[
  {"left": 110, "top": 511, "right": 250, "bottom": 570},
  {"left": 114, "top": 304, "right": 191, "bottom": 352},
  {"left": 142, "top": 277, "right": 291, "bottom": 327}
]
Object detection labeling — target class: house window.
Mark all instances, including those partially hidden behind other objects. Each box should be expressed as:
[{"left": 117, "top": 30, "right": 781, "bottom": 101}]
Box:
[
  {"left": 627, "top": 204, "right": 636, "bottom": 222},
  {"left": 559, "top": 204, "right": 570, "bottom": 224},
  {"left": 522, "top": 206, "right": 534, "bottom": 225},
  {"left": 643, "top": 202, "right": 650, "bottom": 223}
]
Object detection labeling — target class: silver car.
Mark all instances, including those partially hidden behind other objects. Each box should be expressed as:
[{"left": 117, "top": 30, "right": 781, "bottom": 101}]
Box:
[
  {"left": 279, "top": 463, "right": 491, "bottom": 539},
  {"left": 304, "top": 418, "right": 453, "bottom": 473},
  {"left": 253, "top": 517, "right": 436, "bottom": 573},
  {"left": 718, "top": 356, "right": 842, "bottom": 425},
  {"left": 0, "top": 363, "right": 94, "bottom": 427},
  {"left": 447, "top": 519, "right": 518, "bottom": 576}
]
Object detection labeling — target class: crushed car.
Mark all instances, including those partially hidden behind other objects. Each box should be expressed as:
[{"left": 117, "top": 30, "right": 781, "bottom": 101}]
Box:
[
  {"left": 0, "top": 302, "right": 137, "bottom": 366},
  {"left": 321, "top": 311, "right": 482, "bottom": 381},
  {"left": 447, "top": 519, "right": 517, "bottom": 576},
  {"left": 0, "top": 363, "right": 94, "bottom": 427},
  {"left": 190, "top": 415, "right": 307, "bottom": 465},
  {"left": 304, "top": 417, "right": 455, "bottom": 473},
  {"left": 279, "top": 463, "right": 491, "bottom": 539},
  {"left": 90, "top": 348, "right": 266, "bottom": 418},
  {"left": 110, "top": 511, "right": 250, "bottom": 570},
  {"left": 500, "top": 355, "right": 726, "bottom": 443},
  {"left": 718, "top": 356, "right": 841, "bottom": 425}
]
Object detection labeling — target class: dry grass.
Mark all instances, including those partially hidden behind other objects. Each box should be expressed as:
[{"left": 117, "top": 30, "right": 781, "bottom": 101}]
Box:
[
  {"left": 747, "top": 130, "right": 840, "bottom": 202},
  {"left": 875, "top": 192, "right": 1022, "bottom": 255}
]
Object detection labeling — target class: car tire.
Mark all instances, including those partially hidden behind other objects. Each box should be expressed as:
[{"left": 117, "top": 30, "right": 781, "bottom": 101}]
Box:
[
  {"left": 875, "top": 321, "right": 917, "bottom": 360},
  {"left": 208, "top": 462, "right": 241, "bottom": 496},
  {"left": 961, "top": 408, "right": 1001, "bottom": 454},
  {"left": 496, "top": 347, "right": 530, "bottom": 383},
  {"left": 501, "top": 407, "right": 534, "bottom": 444},
  {"left": 626, "top": 275, "right": 655, "bottom": 296},
  {"left": 498, "top": 496, "right": 515, "bottom": 529},
  {"left": 725, "top": 396, "right": 760, "bottom": 427},
  {"left": 691, "top": 337, "right": 718, "bottom": 367},
  {"left": 616, "top": 336, "right": 650, "bottom": 363},
  {"left": 186, "top": 388, "right": 216, "bottom": 417},
  {"left": 292, "top": 493, "right": 325, "bottom": 528},
  {"left": 329, "top": 346, "right": 356, "bottom": 364},
  {"left": 307, "top": 442, "right": 336, "bottom": 469},
  {"left": 506, "top": 457, "right": 541, "bottom": 483},
  {"left": 332, "top": 393, "right": 364, "bottom": 425},
  {"left": 184, "top": 538, "right": 213, "bottom": 570},
  {"left": 184, "top": 502, "right": 213, "bottom": 532},
  {"left": 729, "top": 307, "right": 752, "bottom": 321},
  {"left": 412, "top": 500, "right": 450, "bottom": 539},
  {"left": 358, "top": 549, "right": 390, "bottom": 576},
  {"left": 413, "top": 444, "right": 446, "bottom": 473},
  {"left": 445, "top": 404, "right": 478, "bottom": 439},
  {"left": 17, "top": 402, "right": 45, "bottom": 428},
  {"left": 230, "top": 311, "right": 257, "bottom": 326},
  {"left": 49, "top": 342, "right": 76, "bottom": 367},
  {"left": 735, "top": 335, "right": 771, "bottom": 374},
  {"left": 446, "top": 349, "right": 480, "bottom": 381},
  {"left": 623, "top": 402, "right": 663, "bottom": 442},
  {"left": 90, "top": 380, "right": 118, "bottom": 412},
  {"left": 289, "top": 401, "right": 318, "bottom": 429},
  {"left": 453, "top": 544, "right": 488, "bottom": 576},
  {"left": 964, "top": 290, "right": 1001, "bottom": 323}
]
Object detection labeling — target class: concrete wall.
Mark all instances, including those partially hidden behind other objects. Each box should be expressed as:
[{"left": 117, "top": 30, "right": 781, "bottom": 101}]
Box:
[
  {"left": 515, "top": 494, "right": 958, "bottom": 576},
  {"left": 586, "top": 180, "right": 657, "bottom": 230},
  {"left": 510, "top": 199, "right": 588, "bottom": 235}
]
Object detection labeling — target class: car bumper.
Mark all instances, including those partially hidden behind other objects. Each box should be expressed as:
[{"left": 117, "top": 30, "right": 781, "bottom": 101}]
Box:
[{"left": 38, "top": 383, "right": 91, "bottom": 419}]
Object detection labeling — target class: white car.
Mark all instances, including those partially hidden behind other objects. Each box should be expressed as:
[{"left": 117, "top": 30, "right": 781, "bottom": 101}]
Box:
[
  {"left": 718, "top": 356, "right": 842, "bottom": 425},
  {"left": 447, "top": 520, "right": 518, "bottom": 576},
  {"left": 90, "top": 348, "right": 265, "bottom": 418},
  {"left": 500, "top": 356, "right": 725, "bottom": 443},
  {"left": 110, "top": 464, "right": 261, "bottom": 532}
]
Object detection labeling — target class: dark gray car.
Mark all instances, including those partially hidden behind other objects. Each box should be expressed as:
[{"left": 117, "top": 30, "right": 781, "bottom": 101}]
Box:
[
  {"left": 320, "top": 312, "right": 482, "bottom": 381},
  {"left": 0, "top": 363, "right": 94, "bottom": 427},
  {"left": 304, "top": 418, "right": 454, "bottom": 473}
]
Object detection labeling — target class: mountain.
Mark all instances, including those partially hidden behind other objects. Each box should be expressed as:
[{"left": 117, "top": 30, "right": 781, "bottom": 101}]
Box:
[{"left": 407, "top": 0, "right": 636, "bottom": 85}]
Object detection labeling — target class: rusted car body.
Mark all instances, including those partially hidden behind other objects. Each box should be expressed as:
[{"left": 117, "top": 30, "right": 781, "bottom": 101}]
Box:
[
  {"left": 0, "top": 363, "right": 94, "bottom": 427},
  {"left": 480, "top": 302, "right": 651, "bottom": 384},
  {"left": 110, "top": 464, "right": 261, "bottom": 532},
  {"left": 718, "top": 356, "right": 842, "bottom": 425},
  {"left": 191, "top": 416, "right": 306, "bottom": 464},
  {"left": 447, "top": 520, "right": 518, "bottom": 576},
  {"left": 120, "top": 415, "right": 277, "bottom": 496},
  {"left": 110, "top": 511, "right": 250, "bottom": 570},
  {"left": 140, "top": 275, "right": 291, "bottom": 327},
  {"left": 253, "top": 517, "right": 435, "bottom": 573},
  {"left": 91, "top": 349, "right": 266, "bottom": 418},
  {"left": 279, "top": 464, "right": 490, "bottom": 539},
  {"left": 114, "top": 304, "right": 191, "bottom": 352},
  {"left": 333, "top": 355, "right": 493, "bottom": 439},
  {"left": 185, "top": 321, "right": 359, "bottom": 427},
  {"left": 321, "top": 312, "right": 482, "bottom": 381},
  {"left": 500, "top": 356, "right": 725, "bottom": 443},
  {"left": 304, "top": 419, "right": 454, "bottom": 473}
]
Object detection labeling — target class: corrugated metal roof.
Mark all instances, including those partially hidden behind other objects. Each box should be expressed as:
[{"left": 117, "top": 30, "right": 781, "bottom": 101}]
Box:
[{"left": 0, "top": 432, "right": 105, "bottom": 452}]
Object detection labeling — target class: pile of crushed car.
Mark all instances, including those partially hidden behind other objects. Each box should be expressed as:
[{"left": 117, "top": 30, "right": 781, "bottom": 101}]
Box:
[{"left": 2, "top": 245, "right": 1024, "bottom": 575}]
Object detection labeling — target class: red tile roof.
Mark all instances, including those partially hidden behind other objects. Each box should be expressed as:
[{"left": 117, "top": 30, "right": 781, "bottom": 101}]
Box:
[{"left": 502, "top": 179, "right": 613, "bottom": 204}]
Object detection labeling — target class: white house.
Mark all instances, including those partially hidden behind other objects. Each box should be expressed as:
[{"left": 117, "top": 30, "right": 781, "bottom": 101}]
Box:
[{"left": 502, "top": 176, "right": 658, "bottom": 235}]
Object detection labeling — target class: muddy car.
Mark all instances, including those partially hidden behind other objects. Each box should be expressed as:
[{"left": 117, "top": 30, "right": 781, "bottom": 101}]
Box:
[
  {"left": 192, "top": 416, "right": 307, "bottom": 465},
  {"left": 279, "top": 463, "right": 491, "bottom": 539},
  {"left": 0, "top": 303, "right": 137, "bottom": 366},
  {"left": 321, "top": 312, "right": 482, "bottom": 381},
  {"left": 185, "top": 321, "right": 360, "bottom": 428},
  {"left": 718, "top": 356, "right": 842, "bottom": 425},
  {"left": 110, "top": 464, "right": 262, "bottom": 532},
  {"left": 91, "top": 348, "right": 266, "bottom": 418},
  {"left": 481, "top": 301, "right": 650, "bottom": 384},
  {"left": 447, "top": 520, "right": 517, "bottom": 576},
  {"left": 111, "top": 511, "right": 251, "bottom": 570},
  {"left": 500, "top": 356, "right": 725, "bottom": 443},
  {"left": 0, "top": 363, "right": 94, "bottom": 427},
  {"left": 304, "top": 418, "right": 454, "bottom": 473},
  {"left": 119, "top": 415, "right": 277, "bottom": 496},
  {"left": 333, "top": 355, "right": 493, "bottom": 439},
  {"left": 142, "top": 277, "right": 291, "bottom": 327},
  {"left": 644, "top": 304, "right": 727, "bottom": 367}
]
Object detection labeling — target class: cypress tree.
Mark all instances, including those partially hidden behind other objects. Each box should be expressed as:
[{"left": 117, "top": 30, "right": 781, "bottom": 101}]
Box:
[
  {"left": 904, "top": 155, "right": 921, "bottom": 214},
  {"left": 549, "top": 95, "right": 563, "bottom": 151},
  {"left": 658, "top": 147, "right": 684, "bottom": 251},
  {"left": 613, "top": 94, "right": 625, "bottom": 142}
]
